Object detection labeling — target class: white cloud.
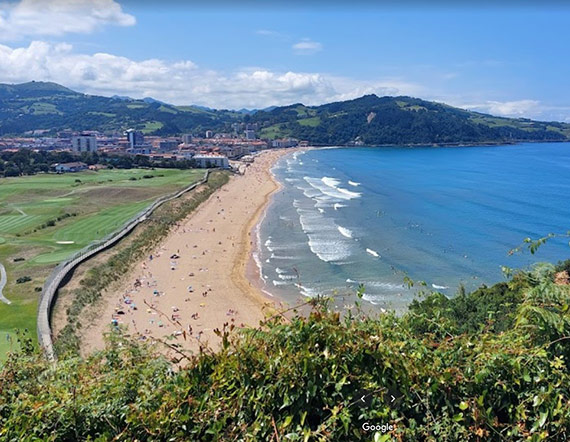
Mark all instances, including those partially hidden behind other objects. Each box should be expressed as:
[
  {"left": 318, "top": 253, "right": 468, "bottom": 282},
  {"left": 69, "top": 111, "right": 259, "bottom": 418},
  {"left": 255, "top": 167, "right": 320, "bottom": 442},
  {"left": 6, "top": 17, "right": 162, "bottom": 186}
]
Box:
[
  {"left": 2, "top": 40, "right": 566, "bottom": 121},
  {"left": 453, "top": 99, "right": 570, "bottom": 122},
  {"left": 0, "top": 0, "right": 135, "bottom": 41},
  {"left": 0, "top": 41, "right": 424, "bottom": 109},
  {"left": 292, "top": 39, "right": 323, "bottom": 55},
  {"left": 462, "top": 99, "right": 541, "bottom": 117}
]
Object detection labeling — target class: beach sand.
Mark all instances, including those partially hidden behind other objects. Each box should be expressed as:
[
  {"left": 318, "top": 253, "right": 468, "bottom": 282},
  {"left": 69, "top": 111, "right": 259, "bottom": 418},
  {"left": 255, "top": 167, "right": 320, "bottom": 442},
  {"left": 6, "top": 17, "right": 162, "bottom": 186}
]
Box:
[{"left": 81, "top": 149, "right": 292, "bottom": 357}]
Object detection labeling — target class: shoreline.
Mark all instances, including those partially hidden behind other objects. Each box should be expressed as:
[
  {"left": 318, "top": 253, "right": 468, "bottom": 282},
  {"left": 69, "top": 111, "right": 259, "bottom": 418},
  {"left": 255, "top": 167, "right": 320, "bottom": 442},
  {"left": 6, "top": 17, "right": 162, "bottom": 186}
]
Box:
[
  {"left": 79, "top": 149, "right": 294, "bottom": 357},
  {"left": 229, "top": 149, "right": 294, "bottom": 312},
  {"left": 244, "top": 149, "right": 295, "bottom": 305}
]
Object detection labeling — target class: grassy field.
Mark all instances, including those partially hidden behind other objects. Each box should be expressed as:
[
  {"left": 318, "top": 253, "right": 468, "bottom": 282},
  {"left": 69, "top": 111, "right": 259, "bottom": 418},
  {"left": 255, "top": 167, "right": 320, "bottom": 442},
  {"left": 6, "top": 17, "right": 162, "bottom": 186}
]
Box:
[
  {"left": 0, "top": 168, "right": 204, "bottom": 359},
  {"left": 297, "top": 116, "right": 321, "bottom": 127}
]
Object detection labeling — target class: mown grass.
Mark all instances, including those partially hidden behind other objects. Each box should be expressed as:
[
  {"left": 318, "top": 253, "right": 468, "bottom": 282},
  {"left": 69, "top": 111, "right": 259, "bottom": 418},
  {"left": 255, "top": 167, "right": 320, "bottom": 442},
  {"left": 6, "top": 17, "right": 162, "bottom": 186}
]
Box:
[{"left": 0, "top": 168, "right": 204, "bottom": 360}]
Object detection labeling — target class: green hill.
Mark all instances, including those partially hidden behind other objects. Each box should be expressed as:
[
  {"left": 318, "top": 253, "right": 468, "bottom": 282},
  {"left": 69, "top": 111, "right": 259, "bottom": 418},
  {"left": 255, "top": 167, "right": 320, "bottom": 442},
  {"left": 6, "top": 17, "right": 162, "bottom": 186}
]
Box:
[
  {"left": 1, "top": 82, "right": 569, "bottom": 146},
  {"left": 0, "top": 81, "right": 241, "bottom": 136},
  {"left": 250, "top": 95, "right": 570, "bottom": 145}
]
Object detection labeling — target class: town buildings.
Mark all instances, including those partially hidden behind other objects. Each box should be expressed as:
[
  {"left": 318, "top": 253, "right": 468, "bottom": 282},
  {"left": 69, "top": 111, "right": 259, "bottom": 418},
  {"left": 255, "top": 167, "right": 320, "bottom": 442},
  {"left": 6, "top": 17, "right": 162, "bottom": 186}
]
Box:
[
  {"left": 0, "top": 126, "right": 300, "bottom": 172},
  {"left": 53, "top": 162, "right": 88, "bottom": 173},
  {"left": 71, "top": 134, "right": 98, "bottom": 153},
  {"left": 193, "top": 154, "right": 230, "bottom": 169}
]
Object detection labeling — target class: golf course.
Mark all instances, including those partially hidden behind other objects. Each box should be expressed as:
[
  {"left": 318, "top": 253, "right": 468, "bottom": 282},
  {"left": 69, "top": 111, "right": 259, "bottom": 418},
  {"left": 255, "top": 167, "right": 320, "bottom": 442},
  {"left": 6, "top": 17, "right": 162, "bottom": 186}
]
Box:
[{"left": 0, "top": 168, "right": 204, "bottom": 359}]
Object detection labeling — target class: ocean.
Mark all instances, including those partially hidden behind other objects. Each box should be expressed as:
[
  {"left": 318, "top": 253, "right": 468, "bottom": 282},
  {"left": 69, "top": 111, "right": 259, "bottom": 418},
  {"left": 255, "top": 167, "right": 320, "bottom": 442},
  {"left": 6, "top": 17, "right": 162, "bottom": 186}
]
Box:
[{"left": 255, "top": 142, "right": 570, "bottom": 311}]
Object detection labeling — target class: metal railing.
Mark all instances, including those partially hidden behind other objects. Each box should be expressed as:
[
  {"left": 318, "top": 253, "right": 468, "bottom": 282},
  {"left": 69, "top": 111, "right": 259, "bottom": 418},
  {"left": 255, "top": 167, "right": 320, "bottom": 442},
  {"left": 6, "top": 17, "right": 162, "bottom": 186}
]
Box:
[{"left": 37, "top": 170, "right": 211, "bottom": 361}]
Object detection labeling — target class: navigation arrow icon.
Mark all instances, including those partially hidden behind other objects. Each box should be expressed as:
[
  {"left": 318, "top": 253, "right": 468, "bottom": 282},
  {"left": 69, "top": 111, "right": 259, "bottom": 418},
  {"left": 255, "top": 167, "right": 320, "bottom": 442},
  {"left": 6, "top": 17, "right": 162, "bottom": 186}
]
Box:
[
  {"left": 390, "top": 395, "right": 395, "bottom": 403},
  {"left": 361, "top": 395, "right": 366, "bottom": 403}
]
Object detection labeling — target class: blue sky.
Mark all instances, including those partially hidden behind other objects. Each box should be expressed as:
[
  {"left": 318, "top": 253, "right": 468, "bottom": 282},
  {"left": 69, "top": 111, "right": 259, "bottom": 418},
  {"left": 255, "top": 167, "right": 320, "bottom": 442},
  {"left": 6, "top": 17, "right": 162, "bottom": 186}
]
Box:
[{"left": 1, "top": 1, "right": 569, "bottom": 121}]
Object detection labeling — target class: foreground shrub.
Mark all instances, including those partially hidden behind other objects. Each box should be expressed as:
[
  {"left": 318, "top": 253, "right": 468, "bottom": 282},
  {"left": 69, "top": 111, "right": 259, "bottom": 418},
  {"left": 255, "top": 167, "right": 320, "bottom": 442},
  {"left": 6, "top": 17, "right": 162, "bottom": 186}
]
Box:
[{"left": 1, "top": 266, "right": 570, "bottom": 441}]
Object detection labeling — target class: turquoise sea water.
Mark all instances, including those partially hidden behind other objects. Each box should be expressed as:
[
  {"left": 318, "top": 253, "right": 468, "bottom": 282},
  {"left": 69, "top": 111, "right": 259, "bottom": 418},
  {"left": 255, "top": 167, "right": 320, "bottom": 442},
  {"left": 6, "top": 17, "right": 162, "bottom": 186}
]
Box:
[{"left": 256, "top": 143, "right": 570, "bottom": 310}]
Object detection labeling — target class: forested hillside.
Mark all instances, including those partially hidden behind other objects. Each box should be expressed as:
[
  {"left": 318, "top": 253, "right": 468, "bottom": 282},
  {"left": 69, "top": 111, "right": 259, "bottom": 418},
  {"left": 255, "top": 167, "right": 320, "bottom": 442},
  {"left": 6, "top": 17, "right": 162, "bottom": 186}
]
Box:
[
  {"left": 250, "top": 95, "right": 570, "bottom": 145},
  {"left": 0, "top": 81, "right": 241, "bottom": 136},
  {"left": 1, "top": 82, "right": 569, "bottom": 146}
]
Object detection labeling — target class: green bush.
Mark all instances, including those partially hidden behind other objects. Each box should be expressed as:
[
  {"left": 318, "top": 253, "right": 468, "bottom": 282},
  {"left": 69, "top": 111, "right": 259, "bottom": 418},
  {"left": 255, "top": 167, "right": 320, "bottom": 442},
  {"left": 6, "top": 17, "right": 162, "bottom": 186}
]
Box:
[
  {"left": 15, "top": 276, "right": 32, "bottom": 284},
  {"left": 1, "top": 266, "right": 569, "bottom": 441}
]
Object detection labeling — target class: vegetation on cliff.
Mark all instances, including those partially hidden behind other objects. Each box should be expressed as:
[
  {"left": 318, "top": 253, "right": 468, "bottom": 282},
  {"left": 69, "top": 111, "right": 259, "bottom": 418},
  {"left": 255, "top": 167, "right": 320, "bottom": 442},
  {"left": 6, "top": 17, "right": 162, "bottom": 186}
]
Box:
[{"left": 1, "top": 260, "right": 570, "bottom": 441}]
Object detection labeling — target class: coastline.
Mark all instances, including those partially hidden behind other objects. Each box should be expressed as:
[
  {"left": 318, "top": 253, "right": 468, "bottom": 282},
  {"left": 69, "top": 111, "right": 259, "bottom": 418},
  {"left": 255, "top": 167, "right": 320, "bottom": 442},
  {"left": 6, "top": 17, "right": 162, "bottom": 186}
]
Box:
[
  {"left": 79, "top": 149, "right": 293, "bottom": 357},
  {"left": 244, "top": 148, "right": 298, "bottom": 305},
  {"left": 230, "top": 148, "right": 296, "bottom": 313}
]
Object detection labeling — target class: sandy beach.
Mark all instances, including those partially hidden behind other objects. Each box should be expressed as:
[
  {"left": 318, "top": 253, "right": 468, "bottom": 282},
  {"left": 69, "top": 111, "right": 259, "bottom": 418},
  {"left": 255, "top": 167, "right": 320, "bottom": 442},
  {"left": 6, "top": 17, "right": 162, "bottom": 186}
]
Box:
[{"left": 81, "top": 149, "right": 293, "bottom": 357}]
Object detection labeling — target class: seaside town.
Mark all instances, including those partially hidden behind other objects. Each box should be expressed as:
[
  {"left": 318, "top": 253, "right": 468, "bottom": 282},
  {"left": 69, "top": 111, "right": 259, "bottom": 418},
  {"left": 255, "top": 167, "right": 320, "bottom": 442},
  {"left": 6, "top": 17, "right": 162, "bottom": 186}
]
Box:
[{"left": 0, "top": 124, "right": 306, "bottom": 172}]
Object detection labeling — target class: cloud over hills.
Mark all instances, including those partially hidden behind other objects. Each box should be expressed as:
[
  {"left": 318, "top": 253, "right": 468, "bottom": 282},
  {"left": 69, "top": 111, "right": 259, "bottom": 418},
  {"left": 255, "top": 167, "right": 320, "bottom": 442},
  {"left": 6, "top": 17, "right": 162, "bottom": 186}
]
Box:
[
  {"left": 0, "top": 0, "right": 135, "bottom": 40},
  {"left": 0, "top": 41, "right": 423, "bottom": 109}
]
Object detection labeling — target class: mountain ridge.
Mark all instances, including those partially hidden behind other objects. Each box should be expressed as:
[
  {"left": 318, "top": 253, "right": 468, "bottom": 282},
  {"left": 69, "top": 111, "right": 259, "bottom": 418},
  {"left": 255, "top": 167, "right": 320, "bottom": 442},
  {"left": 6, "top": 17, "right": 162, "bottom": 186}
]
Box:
[{"left": 0, "top": 81, "right": 568, "bottom": 145}]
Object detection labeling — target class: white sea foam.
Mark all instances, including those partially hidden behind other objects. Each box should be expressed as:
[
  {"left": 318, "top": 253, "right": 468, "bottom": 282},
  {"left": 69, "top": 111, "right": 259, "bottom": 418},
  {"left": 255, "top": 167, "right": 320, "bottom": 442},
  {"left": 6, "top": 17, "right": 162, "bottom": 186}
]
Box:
[
  {"left": 295, "top": 283, "right": 318, "bottom": 298},
  {"left": 272, "top": 280, "right": 289, "bottom": 286},
  {"left": 297, "top": 206, "right": 353, "bottom": 262},
  {"left": 298, "top": 185, "right": 321, "bottom": 200},
  {"left": 346, "top": 278, "right": 358, "bottom": 284},
  {"left": 337, "top": 226, "right": 353, "bottom": 238},
  {"left": 366, "top": 248, "right": 380, "bottom": 258},
  {"left": 334, "top": 203, "right": 347, "bottom": 210},
  {"left": 318, "top": 208, "right": 325, "bottom": 213},
  {"left": 279, "top": 274, "right": 297, "bottom": 280},
  {"left": 275, "top": 267, "right": 287, "bottom": 274},
  {"left": 348, "top": 181, "right": 361, "bottom": 187},
  {"left": 271, "top": 254, "right": 297, "bottom": 260},
  {"left": 365, "top": 281, "right": 405, "bottom": 291},
  {"left": 361, "top": 294, "right": 379, "bottom": 305},
  {"left": 322, "top": 176, "right": 341, "bottom": 188},
  {"left": 252, "top": 252, "right": 265, "bottom": 282},
  {"left": 303, "top": 176, "right": 361, "bottom": 201},
  {"left": 432, "top": 284, "right": 449, "bottom": 290}
]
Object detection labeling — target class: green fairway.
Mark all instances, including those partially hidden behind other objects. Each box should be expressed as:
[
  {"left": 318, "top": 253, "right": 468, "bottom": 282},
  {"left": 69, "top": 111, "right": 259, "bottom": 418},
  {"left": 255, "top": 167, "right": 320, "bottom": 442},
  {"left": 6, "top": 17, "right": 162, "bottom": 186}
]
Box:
[{"left": 0, "top": 168, "right": 204, "bottom": 360}]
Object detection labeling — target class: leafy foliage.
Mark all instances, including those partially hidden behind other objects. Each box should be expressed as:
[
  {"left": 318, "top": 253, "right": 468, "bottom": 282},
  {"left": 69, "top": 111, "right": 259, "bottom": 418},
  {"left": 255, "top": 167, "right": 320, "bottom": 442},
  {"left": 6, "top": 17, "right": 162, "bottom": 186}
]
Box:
[
  {"left": 251, "top": 95, "right": 569, "bottom": 145},
  {"left": 0, "top": 149, "right": 197, "bottom": 177},
  {"left": 2, "top": 263, "right": 570, "bottom": 441},
  {"left": 1, "top": 82, "right": 569, "bottom": 146},
  {"left": 0, "top": 81, "right": 241, "bottom": 136}
]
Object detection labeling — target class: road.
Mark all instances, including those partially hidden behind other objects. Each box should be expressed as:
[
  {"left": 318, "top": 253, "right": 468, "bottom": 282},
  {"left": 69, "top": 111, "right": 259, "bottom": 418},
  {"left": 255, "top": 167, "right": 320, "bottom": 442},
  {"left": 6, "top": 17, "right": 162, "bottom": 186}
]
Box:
[{"left": 0, "top": 263, "right": 10, "bottom": 305}]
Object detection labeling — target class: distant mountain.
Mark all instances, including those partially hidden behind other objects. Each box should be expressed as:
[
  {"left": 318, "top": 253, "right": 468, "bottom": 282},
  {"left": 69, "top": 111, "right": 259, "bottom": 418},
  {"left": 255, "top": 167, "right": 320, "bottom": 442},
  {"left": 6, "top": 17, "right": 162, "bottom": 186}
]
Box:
[
  {"left": 0, "top": 81, "right": 77, "bottom": 99},
  {"left": 0, "top": 82, "right": 568, "bottom": 145},
  {"left": 0, "top": 81, "right": 242, "bottom": 136},
  {"left": 237, "top": 106, "right": 279, "bottom": 115},
  {"left": 142, "top": 97, "right": 166, "bottom": 105},
  {"left": 110, "top": 95, "right": 134, "bottom": 101},
  {"left": 250, "top": 95, "right": 570, "bottom": 145},
  {"left": 237, "top": 108, "right": 257, "bottom": 115}
]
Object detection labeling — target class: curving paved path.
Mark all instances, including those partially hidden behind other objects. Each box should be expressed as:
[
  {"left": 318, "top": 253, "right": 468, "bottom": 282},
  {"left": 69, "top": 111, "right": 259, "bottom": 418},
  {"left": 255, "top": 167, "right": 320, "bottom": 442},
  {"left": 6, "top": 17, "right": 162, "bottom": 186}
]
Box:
[
  {"left": 37, "top": 171, "right": 211, "bottom": 361},
  {"left": 0, "top": 263, "right": 10, "bottom": 305}
]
